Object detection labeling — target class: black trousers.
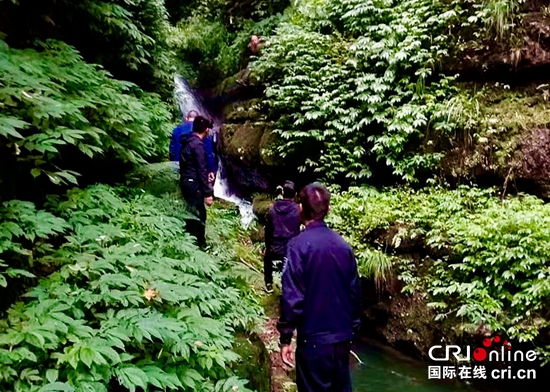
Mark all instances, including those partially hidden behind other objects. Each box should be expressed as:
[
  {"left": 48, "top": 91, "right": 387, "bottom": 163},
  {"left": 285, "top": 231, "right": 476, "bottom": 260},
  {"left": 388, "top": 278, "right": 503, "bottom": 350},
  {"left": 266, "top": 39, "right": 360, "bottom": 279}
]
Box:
[
  {"left": 263, "top": 252, "right": 284, "bottom": 285},
  {"left": 295, "top": 340, "right": 352, "bottom": 392},
  {"left": 181, "top": 182, "right": 207, "bottom": 249}
]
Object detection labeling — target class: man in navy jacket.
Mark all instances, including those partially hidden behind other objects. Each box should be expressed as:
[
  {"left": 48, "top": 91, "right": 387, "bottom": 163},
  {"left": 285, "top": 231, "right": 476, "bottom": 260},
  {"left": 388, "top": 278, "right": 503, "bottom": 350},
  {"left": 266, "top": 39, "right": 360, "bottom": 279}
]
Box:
[
  {"left": 277, "top": 183, "right": 361, "bottom": 392},
  {"left": 179, "top": 116, "right": 214, "bottom": 249}
]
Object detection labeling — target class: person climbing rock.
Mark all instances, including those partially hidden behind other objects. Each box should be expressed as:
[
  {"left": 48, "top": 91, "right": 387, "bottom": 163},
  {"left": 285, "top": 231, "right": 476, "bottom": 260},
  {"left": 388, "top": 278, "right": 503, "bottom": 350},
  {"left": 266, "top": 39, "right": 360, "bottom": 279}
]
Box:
[
  {"left": 264, "top": 181, "right": 301, "bottom": 293},
  {"left": 179, "top": 116, "right": 214, "bottom": 249},
  {"left": 277, "top": 183, "right": 361, "bottom": 392},
  {"left": 236, "top": 35, "right": 269, "bottom": 87},
  {"left": 170, "top": 110, "right": 217, "bottom": 184}
]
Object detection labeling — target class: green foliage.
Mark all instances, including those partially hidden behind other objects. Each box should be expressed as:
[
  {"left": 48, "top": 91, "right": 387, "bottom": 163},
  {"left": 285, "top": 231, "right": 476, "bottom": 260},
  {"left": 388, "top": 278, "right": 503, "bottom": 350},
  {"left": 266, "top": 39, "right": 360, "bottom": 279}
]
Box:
[
  {"left": 0, "top": 38, "right": 172, "bottom": 192},
  {"left": 165, "top": 0, "right": 288, "bottom": 29},
  {"left": 0, "top": 184, "right": 263, "bottom": 391},
  {"left": 0, "top": 200, "right": 68, "bottom": 288},
  {"left": 173, "top": 17, "right": 245, "bottom": 87},
  {"left": 1, "top": 0, "right": 177, "bottom": 96},
  {"left": 253, "top": 0, "right": 460, "bottom": 183},
  {"left": 329, "top": 185, "right": 550, "bottom": 361},
  {"left": 173, "top": 14, "right": 283, "bottom": 88},
  {"left": 457, "top": 0, "right": 520, "bottom": 42}
]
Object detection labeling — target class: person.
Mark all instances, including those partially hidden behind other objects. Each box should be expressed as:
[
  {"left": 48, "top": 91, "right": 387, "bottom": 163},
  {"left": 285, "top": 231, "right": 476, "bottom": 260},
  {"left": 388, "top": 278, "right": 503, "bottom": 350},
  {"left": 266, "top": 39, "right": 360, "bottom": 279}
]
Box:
[
  {"left": 179, "top": 116, "right": 214, "bottom": 249},
  {"left": 264, "top": 181, "right": 301, "bottom": 293},
  {"left": 236, "top": 35, "right": 270, "bottom": 86},
  {"left": 170, "top": 110, "right": 218, "bottom": 184},
  {"left": 169, "top": 110, "right": 197, "bottom": 162},
  {"left": 277, "top": 183, "right": 361, "bottom": 392},
  {"left": 203, "top": 129, "right": 219, "bottom": 184}
]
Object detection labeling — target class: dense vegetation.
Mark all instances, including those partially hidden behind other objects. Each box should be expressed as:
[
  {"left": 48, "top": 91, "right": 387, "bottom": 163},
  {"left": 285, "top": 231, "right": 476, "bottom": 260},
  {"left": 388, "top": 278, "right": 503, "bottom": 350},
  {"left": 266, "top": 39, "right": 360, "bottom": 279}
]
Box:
[
  {"left": 2, "top": 0, "right": 550, "bottom": 388},
  {"left": 0, "top": 38, "right": 172, "bottom": 201},
  {"left": 328, "top": 186, "right": 550, "bottom": 363},
  {"left": 0, "top": 184, "right": 263, "bottom": 391},
  {"left": 250, "top": 0, "right": 546, "bottom": 185},
  {"left": 0, "top": 1, "right": 273, "bottom": 390}
]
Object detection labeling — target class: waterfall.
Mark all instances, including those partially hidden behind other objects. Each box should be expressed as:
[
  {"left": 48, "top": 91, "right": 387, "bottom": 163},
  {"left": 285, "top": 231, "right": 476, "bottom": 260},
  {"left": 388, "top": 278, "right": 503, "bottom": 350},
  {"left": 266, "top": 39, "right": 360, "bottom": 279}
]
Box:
[{"left": 174, "top": 76, "right": 255, "bottom": 228}]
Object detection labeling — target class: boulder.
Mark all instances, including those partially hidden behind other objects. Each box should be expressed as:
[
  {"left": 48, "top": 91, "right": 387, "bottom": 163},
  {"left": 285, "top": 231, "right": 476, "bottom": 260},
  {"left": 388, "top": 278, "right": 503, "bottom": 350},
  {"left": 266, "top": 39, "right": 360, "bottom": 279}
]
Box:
[
  {"left": 219, "top": 95, "right": 283, "bottom": 196},
  {"left": 252, "top": 194, "right": 273, "bottom": 224}
]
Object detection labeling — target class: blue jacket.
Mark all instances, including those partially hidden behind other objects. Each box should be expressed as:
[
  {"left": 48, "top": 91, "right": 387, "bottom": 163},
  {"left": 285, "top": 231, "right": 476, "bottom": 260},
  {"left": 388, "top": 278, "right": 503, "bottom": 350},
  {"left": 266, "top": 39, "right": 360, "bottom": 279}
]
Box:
[
  {"left": 277, "top": 221, "right": 361, "bottom": 346},
  {"left": 170, "top": 121, "right": 217, "bottom": 173}
]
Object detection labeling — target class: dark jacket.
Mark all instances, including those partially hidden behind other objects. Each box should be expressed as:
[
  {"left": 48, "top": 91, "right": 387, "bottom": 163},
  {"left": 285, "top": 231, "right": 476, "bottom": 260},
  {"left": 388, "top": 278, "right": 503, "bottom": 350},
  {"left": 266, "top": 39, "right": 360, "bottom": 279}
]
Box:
[
  {"left": 203, "top": 132, "right": 218, "bottom": 174},
  {"left": 265, "top": 199, "right": 301, "bottom": 256},
  {"left": 277, "top": 221, "right": 361, "bottom": 346},
  {"left": 169, "top": 121, "right": 193, "bottom": 161},
  {"left": 179, "top": 132, "right": 213, "bottom": 198},
  {"left": 171, "top": 122, "right": 217, "bottom": 173}
]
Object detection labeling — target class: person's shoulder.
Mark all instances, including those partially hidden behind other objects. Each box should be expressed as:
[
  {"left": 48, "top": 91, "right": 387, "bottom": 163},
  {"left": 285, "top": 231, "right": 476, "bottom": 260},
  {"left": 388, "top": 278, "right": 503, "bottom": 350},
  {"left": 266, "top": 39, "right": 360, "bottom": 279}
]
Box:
[{"left": 287, "top": 232, "right": 304, "bottom": 249}]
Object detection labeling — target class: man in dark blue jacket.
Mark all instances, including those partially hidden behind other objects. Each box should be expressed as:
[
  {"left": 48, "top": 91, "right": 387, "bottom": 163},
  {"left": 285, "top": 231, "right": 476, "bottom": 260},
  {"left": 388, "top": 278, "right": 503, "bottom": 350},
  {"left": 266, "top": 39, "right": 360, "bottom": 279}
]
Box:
[
  {"left": 170, "top": 110, "right": 218, "bottom": 184},
  {"left": 179, "top": 116, "right": 214, "bottom": 249},
  {"left": 264, "top": 181, "right": 301, "bottom": 293},
  {"left": 277, "top": 183, "right": 361, "bottom": 392}
]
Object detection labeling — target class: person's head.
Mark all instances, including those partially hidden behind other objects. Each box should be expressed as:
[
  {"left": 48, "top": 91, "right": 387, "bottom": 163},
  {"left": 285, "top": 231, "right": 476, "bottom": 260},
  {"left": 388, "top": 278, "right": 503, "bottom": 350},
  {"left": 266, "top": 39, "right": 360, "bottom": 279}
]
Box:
[
  {"left": 250, "top": 35, "right": 260, "bottom": 53},
  {"left": 185, "top": 110, "right": 199, "bottom": 122},
  {"left": 298, "top": 182, "right": 330, "bottom": 223},
  {"left": 278, "top": 181, "right": 296, "bottom": 199},
  {"left": 193, "top": 115, "right": 213, "bottom": 139}
]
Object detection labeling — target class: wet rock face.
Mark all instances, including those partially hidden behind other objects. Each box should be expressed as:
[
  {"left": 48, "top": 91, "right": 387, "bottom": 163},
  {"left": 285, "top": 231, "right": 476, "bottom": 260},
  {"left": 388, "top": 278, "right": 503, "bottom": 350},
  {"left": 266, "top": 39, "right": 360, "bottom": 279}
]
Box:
[
  {"left": 519, "top": 128, "right": 550, "bottom": 180},
  {"left": 516, "top": 128, "right": 550, "bottom": 197},
  {"left": 219, "top": 98, "right": 281, "bottom": 196},
  {"left": 450, "top": 12, "right": 550, "bottom": 82}
]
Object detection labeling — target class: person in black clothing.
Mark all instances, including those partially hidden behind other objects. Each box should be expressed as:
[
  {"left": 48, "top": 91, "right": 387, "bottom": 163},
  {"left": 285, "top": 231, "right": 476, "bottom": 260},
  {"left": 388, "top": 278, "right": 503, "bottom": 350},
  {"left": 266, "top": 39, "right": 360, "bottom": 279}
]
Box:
[
  {"left": 277, "top": 183, "right": 361, "bottom": 392},
  {"left": 179, "top": 116, "right": 214, "bottom": 249},
  {"left": 264, "top": 181, "right": 301, "bottom": 293}
]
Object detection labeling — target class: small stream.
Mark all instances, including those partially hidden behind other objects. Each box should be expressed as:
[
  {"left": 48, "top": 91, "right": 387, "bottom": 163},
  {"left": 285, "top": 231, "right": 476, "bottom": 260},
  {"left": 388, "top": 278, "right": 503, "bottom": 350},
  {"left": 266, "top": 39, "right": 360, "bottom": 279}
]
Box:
[{"left": 351, "top": 340, "right": 482, "bottom": 392}]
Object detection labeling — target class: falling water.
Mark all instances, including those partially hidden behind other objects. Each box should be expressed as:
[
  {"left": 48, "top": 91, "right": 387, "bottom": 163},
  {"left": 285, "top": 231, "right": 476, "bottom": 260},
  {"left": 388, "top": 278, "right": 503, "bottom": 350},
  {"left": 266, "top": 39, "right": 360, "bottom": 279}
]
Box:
[{"left": 174, "top": 76, "right": 255, "bottom": 228}]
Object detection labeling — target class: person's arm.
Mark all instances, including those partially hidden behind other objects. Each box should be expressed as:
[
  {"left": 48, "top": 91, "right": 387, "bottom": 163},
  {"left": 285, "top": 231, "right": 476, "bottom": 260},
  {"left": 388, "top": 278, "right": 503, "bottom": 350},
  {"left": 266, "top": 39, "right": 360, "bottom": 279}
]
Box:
[
  {"left": 277, "top": 241, "right": 305, "bottom": 345},
  {"left": 193, "top": 140, "right": 213, "bottom": 198},
  {"left": 350, "top": 249, "right": 362, "bottom": 335}
]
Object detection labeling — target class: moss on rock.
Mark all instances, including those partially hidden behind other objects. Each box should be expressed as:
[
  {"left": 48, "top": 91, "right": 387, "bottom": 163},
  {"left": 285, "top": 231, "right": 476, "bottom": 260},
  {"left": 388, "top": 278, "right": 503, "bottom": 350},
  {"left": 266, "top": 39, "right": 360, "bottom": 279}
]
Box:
[
  {"left": 223, "top": 122, "right": 266, "bottom": 164},
  {"left": 253, "top": 194, "right": 273, "bottom": 224},
  {"left": 259, "top": 127, "right": 279, "bottom": 166},
  {"left": 232, "top": 332, "right": 271, "bottom": 392},
  {"left": 439, "top": 83, "right": 550, "bottom": 194},
  {"left": 224, "top": 98, "right": 264, "bottom": 123}
]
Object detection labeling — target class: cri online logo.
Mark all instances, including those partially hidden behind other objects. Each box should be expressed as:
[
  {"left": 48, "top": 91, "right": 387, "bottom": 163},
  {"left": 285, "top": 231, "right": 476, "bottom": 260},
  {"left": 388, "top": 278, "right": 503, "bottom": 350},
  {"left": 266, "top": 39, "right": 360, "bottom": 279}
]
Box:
[
  {"left": 429, "top": 336, "right": 537, "bottom": 362},
  {"left": 473, "top": 336, "right": 511, "bottom": 361}
]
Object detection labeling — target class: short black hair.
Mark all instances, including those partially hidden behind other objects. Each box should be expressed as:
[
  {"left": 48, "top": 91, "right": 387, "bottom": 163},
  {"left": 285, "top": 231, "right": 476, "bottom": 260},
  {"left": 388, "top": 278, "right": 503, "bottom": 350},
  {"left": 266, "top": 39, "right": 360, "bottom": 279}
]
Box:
[
  {"left": 282, "top": 181, "right": 296, "bottom": 199},
  {"left": 193, "top": 115, "right": 212, "bottom": 134},
  {"left": 299, "top": 182, "right": 330, "bottom": 221}
]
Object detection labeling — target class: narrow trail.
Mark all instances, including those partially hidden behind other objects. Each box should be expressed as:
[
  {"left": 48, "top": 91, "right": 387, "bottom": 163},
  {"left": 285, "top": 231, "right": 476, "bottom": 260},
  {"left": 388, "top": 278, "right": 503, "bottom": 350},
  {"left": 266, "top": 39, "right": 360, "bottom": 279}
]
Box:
[{"left": 258, "top": 290, "right": 297, "bottom": 392}]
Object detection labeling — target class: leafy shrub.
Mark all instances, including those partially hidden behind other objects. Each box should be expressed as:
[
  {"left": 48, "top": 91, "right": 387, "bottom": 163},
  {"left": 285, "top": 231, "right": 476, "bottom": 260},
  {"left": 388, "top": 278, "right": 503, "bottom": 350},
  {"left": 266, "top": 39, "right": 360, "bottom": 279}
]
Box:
[
  {"left": 1, "top": 0, "right": 177, "bottom": 96},
  {"left": 173, "top": 18, "right": 244, "bottom": 87},
  {"left": 253, "top": 0, "right": 460, "bottom": 183},
  {"left": 0, "top": 200, "right": 68, "bottom": 289},
  {"left": 0, "top": 38, "right": 173, "bottom": 195},
  {"left": 328, "top": 186, "right": 550, "bottom": 361},
  {"left": 0, "top": 185, "right": 263, "bottom": 391}
]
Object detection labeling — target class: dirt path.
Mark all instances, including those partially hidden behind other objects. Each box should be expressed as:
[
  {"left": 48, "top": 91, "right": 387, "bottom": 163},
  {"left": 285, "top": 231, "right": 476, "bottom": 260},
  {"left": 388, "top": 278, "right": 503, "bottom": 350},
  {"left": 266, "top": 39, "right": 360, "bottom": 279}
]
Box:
[{"left": 257, "top": 288, "right": 297, "bottom": 392}]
